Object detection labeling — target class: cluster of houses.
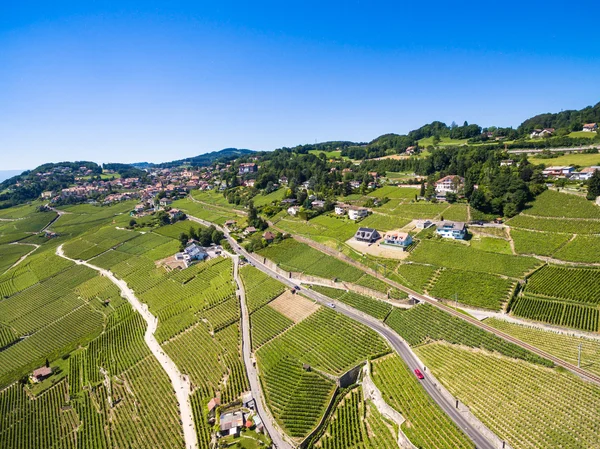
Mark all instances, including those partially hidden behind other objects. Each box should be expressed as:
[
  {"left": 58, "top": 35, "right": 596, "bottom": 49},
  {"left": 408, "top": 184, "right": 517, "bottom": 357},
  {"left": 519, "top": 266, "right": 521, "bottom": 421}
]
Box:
[
  {"left": 352, "top": 219, "right": 466, "bottom": 252},
  {"left": 542, "top": 166, "right": 600, "bottom": 181},
  {"left": 530, "top": 123, "right": 597, "bottom": 138}
]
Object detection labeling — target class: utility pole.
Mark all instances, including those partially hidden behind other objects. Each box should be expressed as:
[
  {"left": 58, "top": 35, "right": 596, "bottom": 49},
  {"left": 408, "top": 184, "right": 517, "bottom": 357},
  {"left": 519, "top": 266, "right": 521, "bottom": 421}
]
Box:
[
  {"left": 455, "top": 292, "right": 458, "bottom": 308},
  {"left": 578, "top": 342, "right": 582, "bottom": 368}
]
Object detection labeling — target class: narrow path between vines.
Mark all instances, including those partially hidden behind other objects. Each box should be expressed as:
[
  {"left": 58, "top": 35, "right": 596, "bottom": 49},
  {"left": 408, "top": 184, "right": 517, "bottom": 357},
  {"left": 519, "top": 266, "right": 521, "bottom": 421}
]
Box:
[{"left": 56, "top": 244, "right": 198, "bottom": 449}]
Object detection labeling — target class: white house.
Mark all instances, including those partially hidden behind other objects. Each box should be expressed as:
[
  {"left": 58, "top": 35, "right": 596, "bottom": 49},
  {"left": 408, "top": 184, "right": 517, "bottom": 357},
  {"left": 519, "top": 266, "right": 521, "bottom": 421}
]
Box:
[
  {"left": 530, "top": 128, "right": 554, "bottom": 138},
  {"left": 334, "top": 204, "right": 349, "bottom": 215},
  {"left": 311, "top": 200, "right": 326, "bottom": 209},
  {"left": 382, "top": 230, "right": 413, "bottom": 250},
  {"left": 287, "top": 206, "right": 300, "bottom": 216},
  {"left": 542, "top": 166, "right": 575, "bottom": 177},
  {"left": 436, "top": 221, "right": 467, "bottom": 240},
  {"left": 582, "top": 123, "right": 598, "bottom": 132},
  {"left": 348, "top": 206, "right": 368, "bottom": 221},
  {"left": 570, "top": 166, "right": 600, "bottom": 181},
  {"left": 435, "top": 175, "right": 464, "bottom": 197},
  {"left": 500, "top": 160, "right": 514, "bottom": 167}
]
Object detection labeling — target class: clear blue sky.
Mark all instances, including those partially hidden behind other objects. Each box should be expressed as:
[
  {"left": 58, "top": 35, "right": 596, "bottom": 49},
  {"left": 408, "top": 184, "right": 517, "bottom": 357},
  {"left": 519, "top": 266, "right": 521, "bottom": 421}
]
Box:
[{"left": 1, "top": 1, "right": 599, "bottom": 170}]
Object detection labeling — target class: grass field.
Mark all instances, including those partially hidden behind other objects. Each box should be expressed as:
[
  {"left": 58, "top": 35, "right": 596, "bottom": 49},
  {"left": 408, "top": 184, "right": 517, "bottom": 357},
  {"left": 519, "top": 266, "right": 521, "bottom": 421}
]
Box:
[
  {"left": 417, "top": 341, "right": 600, "bottom": 449},
  {"left": 417, "top": 136, "right": 468, "bottom": 147},
  {"left": 469, "top": 236, "right": 512, "bottom": 255},
  {"left": 308, "top": 149, "right": 343, "bottom": 159},
  {"left": 253, "top": 188, "right": 287, "bottom": 207},
  {"left": 532, "top": 151, "right": 600, "bottom": 167},
  {"left": 510, "top": 228, "right": 572, "bottom": 256},
  {"left": 257, "top": 239, "right": 366, "bottom": 283},
  {"left": 523, "top": 190, "right": 600, "bottom": 219}
]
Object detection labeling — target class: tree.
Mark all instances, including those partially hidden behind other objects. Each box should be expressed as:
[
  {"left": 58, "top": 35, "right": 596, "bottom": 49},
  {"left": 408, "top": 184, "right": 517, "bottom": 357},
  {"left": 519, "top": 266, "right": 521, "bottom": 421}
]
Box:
[
  {"left": 503, "top": 202, "right": 519, "bottom": 218},
  {"left": 189, "top": 226, "right": 198, "bottom": 241},
  {"left": 211, "top": 229, "right": 224, "bottom": 243},
  {"left": 179, "top": 232, "right": 189, "bottom": 246},
  {"left": 587, "top": 170, "right": 600, "bottom": 200},
  {"left": 445, "top": 192, "right": 457, "bottom": 203},
  {"left": 45, "top": 358, "right": 50, "bottom": 368},
  {"left": 129, "top": 218, "right": 137, "bottom": 227},
  {"left": 419, "top": 180, "right": 425, "bottom": 197},
  {"left": 469, "top": 189, "right": 488, "bottom": 211}
]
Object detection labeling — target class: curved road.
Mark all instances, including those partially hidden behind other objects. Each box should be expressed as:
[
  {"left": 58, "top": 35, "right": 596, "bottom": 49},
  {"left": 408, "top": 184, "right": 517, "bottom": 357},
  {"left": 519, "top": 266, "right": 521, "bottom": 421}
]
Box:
[
  {"left": 267, "top": 223, "right": 600, "bottom": 386},
  {"left": 56, "top": 245, "right": 199, "bottom": 449},
  {"left": 187, "top": 216, "right": 496, "bottom": 449}
]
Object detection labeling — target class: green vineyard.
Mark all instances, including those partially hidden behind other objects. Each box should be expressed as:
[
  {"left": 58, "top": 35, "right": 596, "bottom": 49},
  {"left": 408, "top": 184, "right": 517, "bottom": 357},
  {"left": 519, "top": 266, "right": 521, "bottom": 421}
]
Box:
[
  {"left": 311, "top": 386, "right": 398, "bottom": 449},
  {"left": 385, "top": 304, "right": 552, "bottom": 366},
  {"left": 417, "top": 341, "right": 600, "bottom": 449},
  {"left": 371, "top": 355, "right": 474, "bottom": 449},
  {"left": 310, "top": 285, "right": 393, "bottom": 320}
]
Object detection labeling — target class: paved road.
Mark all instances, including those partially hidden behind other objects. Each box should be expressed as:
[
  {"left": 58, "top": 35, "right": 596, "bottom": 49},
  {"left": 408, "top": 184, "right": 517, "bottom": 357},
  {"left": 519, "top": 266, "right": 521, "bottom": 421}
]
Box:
[
  {"left": 56, "top": 245, "right": 199, "bottom": 449},
  {"left": 188, "top": 216, "right": 497, "bottom": 449},
  {"left": 266, "top": 223, "right": 600, "bottom": 386},
  {"left": 237, "top": 248, "right": 496, "bottom": 449},
  {"left": 232, "top": 256, "right": 294, "bottom": 449}
]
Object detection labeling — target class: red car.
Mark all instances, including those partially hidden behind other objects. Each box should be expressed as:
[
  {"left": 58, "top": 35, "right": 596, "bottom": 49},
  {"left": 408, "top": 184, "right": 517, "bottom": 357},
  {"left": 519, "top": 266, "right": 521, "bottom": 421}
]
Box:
[{"left": 414, "top": 368, "right": 424, "bottom": 380}]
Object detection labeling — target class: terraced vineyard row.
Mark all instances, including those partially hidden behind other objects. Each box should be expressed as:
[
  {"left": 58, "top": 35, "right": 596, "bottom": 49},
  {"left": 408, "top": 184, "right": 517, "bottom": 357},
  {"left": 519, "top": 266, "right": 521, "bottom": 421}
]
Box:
[
  {"left": 239, "top": 265, "right": 286, "bottom": 313},
  {"left": 409, "top": 240, "right": 540, "bottom": 278},
  {"left": 259, "top": 308, "right": 390, "bottom": 376},
  {"left": 62, "top": 226, "right": 139, "bottom": 260},
  {"left": 250, "top": 305, "right": 294, "bottom": 350},
  {"left": 258, "top": 356, "right": 336, "bottom": 438},
  {"left": 525, "top": 265, "right": 600, "bottom": 305},
  {"left": 371, "top": 355, "right": 474, "bottom": 449},
  {"left": 428, "top": 268, "right": 515, "bottom": 311},
  {"left": 256, "top": 307, "right": 390, "bottom": 439},
  {"left": 485, "top": 318, "right": 600, "bottom": 376},
  {"left": 417, "top": 341, "right": 600, "bottom": 449},
  {"left": 385, "top": 304, "right": 552, "bottom": 366},
  {"left": 510, "top": 295, "right": 599, "bottom": 332},
  {"left": 310, "top": 285, "right": 393, "bottom": 320},
  {"left": 312, "top": 387, "right": 398, "bottom": 449}
]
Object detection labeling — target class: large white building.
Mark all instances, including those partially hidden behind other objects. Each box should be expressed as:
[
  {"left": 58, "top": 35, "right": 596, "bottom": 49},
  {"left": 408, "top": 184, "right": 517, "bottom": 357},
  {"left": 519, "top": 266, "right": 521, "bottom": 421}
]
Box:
[
  {"left": 434, "top": 175, "right": 464, "bottom": 197},
  {"left": 436, "top": 221, "right": 467, "bottom": 240},
  {"left": 348, "top": 206, "right": 368, "bottom": 221}
]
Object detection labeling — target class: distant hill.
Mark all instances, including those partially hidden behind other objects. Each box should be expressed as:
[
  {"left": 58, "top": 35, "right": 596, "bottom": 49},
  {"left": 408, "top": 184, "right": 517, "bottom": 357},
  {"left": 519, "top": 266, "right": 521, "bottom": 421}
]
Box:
[
  {"left": 133, "top": 148, "right": 256, "bottom": 169},
  {"left": 518, "top": 102, "right": 600, "bottom": 134}
]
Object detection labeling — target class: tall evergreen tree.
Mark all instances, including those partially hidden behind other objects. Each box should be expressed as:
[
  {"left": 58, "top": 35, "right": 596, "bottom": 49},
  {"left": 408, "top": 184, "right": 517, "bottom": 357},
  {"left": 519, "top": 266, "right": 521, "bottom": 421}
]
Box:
[{"left": 587, "top": 170, "right": 600, "bottom": 200}]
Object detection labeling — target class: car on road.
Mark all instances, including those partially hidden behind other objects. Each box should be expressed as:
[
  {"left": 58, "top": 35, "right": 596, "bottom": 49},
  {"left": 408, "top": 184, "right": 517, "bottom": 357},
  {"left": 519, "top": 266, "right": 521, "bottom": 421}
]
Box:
[
  {"left": 414, "top": 368, "right": 424, "bottom": 380},
  {"left": 294, "top": 285, "right": 301, "bottom": 291},
  {"left": 327, "top": 302, "right": 336, "bottom": 309}
]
